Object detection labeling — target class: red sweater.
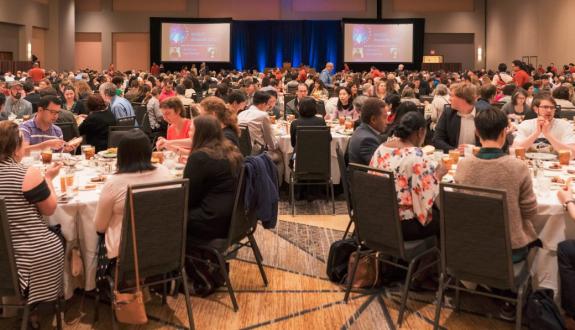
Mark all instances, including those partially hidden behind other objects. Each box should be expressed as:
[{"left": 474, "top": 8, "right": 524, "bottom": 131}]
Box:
[{"left": 513, "top": 70, "right": 530, "bottom": 88}]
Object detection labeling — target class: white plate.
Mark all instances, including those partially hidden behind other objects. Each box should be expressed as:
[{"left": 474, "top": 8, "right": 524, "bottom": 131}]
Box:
[
  {"left": 526, "top": 152, "right": 557, "bottom": 161},
  {"left": 97, "top": 151, "right": 117, "bottom": 158}
]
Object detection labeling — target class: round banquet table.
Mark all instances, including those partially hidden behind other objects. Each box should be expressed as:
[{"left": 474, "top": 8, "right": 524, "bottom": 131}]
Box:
[
  {"left": 529, "top": 167, "right": 575, "bottom": 304},
  {"left": 274, "top": 122, "right": 351, "bottom": 184},
  {"left": 47, "top": 164, "right": 101, "bottom": 299},
  {"left": 36, "top": 155, "right": 181, "bottom": 299}
]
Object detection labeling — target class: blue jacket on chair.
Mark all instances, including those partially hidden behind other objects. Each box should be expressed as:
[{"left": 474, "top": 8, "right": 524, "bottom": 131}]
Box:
[{"left": 244, "top": 153, "right": 279, "bottom": 229}]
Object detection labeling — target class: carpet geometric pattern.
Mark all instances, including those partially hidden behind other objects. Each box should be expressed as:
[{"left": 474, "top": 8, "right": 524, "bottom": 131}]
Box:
[{"left": 0, "top": 217, "right": 516, "bottom": 330}]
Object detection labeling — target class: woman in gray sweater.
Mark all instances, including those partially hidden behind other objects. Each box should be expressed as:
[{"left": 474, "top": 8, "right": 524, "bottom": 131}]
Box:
[{"left": 455, "top": 107, "right": 538, "bottom": 262}]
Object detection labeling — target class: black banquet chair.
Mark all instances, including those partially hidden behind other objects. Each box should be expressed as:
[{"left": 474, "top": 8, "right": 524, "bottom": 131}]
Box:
[
  {"left": 238, "top": 124, "right": 253, "bottom": 157},
  {"left": 434, "top": 183, "right": 531, "bottom": 330},
  {"left": 187, "top": 166, "right": 268, "bottom": 312},
  {"left": 344, "top": 164, "right": 439, "bottom": 327},
  {"left": 559, "top": 106, "right": 575, "bottom": 120},
  {"left": 116, "top": 116, "right": 136, "bottom": 127},
  {"left": 0, "top": 198, "right": 64, "bottom": 330},
  {"left": 94, "top": 179, "right": 195, "bottom": 330},
  {"left": 133, "top": 104, "right": 147, "bottom": 127},
  {"left": 107, "top": 126, "right": 134, "bottom": 148},
  {"left": 55, "top": 122, "right": 79, "bottom": 142},
  {"left": 336, "top": 144, "right": 354, "bottom": 239},
  {"left": 289, "top": 126, "right": 335, "bottom": 215}
]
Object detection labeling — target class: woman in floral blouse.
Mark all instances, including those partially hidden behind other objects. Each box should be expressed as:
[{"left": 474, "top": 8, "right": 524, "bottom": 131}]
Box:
[{"left": 369, "top": 111, "right": 447, "bottom": 240}]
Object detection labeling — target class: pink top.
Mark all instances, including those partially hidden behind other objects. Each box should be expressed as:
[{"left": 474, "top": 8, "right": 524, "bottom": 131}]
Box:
[
  {"left": 167, "top": 118, "right": 192, "bottom": 140},
  {"left": 159, "top": 90, "right": 176, "bottom": 102}
]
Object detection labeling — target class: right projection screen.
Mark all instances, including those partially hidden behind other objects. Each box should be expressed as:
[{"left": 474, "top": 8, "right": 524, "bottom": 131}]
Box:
[{"left": 343, "top": 23, "right": 414, "bottom": 63}]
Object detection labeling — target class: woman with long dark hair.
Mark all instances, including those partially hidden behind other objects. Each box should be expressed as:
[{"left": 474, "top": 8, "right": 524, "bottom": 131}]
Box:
[
  {"left": 185, "top": 115, "right": 244, "bottom": 244},
  {"left": 94, "top": 129, "right": 171, "bottom": 259}
]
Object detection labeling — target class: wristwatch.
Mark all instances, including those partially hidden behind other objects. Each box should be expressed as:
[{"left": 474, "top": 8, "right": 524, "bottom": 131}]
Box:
[{"left": 564, "top": 199, "right": 575, "bottom": 211}]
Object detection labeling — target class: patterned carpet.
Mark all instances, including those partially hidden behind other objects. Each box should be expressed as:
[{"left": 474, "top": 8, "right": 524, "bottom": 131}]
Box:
[{"left": 0, "top": 197, "right": 515, "bottom": 329}]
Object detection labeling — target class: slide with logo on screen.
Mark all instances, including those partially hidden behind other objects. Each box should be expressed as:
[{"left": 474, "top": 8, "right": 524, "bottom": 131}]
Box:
[
  {"left": 161, "top": 23, "right": 230, "bottom": 62},
  {"left": 344, "top": 23, "right": 414, "bottom": 63}
]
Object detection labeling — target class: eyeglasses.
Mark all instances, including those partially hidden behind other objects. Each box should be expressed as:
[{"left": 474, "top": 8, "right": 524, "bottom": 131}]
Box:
[
  {"left": 538, "top": 105, "right": 556, "bottom": 110},
  {"left": 45, "top": 109, "right": 61, "bottom": 115}
]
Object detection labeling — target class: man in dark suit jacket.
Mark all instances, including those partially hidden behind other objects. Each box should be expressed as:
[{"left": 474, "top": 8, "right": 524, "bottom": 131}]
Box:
[
  {"left": 432, "top": 83, "right": 480, "bottom": 152},
  {"left": 285, "top": 83, "right": 309, "bottom": 118},
  {"left": 347, "top": 98, "right": 387, "bottom": 165}
]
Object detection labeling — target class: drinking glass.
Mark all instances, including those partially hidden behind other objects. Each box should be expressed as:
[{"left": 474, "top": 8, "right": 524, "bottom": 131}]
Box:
[{"left": 82, "top": 145, "right": 95, "bottom": 160}]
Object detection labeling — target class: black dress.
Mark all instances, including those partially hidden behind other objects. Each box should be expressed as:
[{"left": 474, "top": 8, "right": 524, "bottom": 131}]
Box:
[
  {"left": 184, "top": 151, "right": 237, "bottom": 243},
  {"left": 78, "top": 110, "right": 117, "bottom": 152}
]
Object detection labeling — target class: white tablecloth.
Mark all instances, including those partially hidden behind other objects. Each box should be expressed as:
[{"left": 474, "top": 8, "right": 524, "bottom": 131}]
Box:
[
  {"left": 47, "top": 165, "right": 103, "bottom": 299},
  {"left": 276, "top": 130, "right": 351, "bottom": 184},
  {"left": 530, "top": 176, "right": 575, "bottom": 302}
]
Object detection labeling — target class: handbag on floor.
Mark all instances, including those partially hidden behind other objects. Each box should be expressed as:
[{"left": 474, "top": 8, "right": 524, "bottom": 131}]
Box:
[
  {"left": 112, "top": 192, "right": 148, "bottom": 325},
  {"left": 346, "top": 251, "right": 381, "bottom": 288},
  {"left": 326, "top": 238, "right": 357, "bottom": 283}
]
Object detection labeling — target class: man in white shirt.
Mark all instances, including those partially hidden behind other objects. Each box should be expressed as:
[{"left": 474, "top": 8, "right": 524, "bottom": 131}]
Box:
[
  {"left": 513, "top": 94, "right": 575, "bottom": 155},
  {"left": 238, "top": 91, "right": 283, "bottom": 180},
  {"left": 238, "top": 91, "right": 277, "bottom": 154}
]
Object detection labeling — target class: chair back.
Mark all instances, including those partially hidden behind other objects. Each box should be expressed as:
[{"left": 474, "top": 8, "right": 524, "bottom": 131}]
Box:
[
  {"left": 0, "top": 198, "right": 22, "bottom": 298},
  {"left": 336, "top": 144, "right": 352, "bottom": 216},
  {"left": 182, "top": 105, "right": 192, "bottom": 119},
  {"left": 56, "top": 122, "right": 78, "bottom": 142},
  {"left": 559, "top": 107, "right": 575, "bottom": 120},
  {"left": 108, "top": 126, "right": 134, "bottom": 148},
  {"left": 226, "top": 166, "right": 257, "bottom": 246},
  {"left": 349, "top": 164, "right": 406, "bottom": 258},
  {"left": 439, "top": 183, "right": 516, "bottom": 289},
  {"left": 116, "top": 116, "right": 136, "bottom": 127},
  {"left": 416, "top": 104, "right": 425, "bottom": 116},
  {"left": 116, "top": 179, "right": 189, "bottom": 285},
  {"left": 294, "top": 126, "right": 331, "bottom": 180},
  {"left": 327, "top": 87, "right": 337, "bottom": 98},
  {"left": 493, "top": 102, "right": 506, "bottom": 110},
  {"left": 316, "top": 100, "right": 326, "bottom": 116},
  {"left": 420, "top": 96, "right": 434, "bottom": 103},
  {"left": 238, "top": 125, "right": 252, "bottom": 157},
  {"left": 140, "top": 113, "right": 152, "bottom": 135},
  {"left": 284, "top": 94, "right": 296, "bottom": 119},
  {"left": 133, "top": 105, "right": 147, "bottom": 126}
]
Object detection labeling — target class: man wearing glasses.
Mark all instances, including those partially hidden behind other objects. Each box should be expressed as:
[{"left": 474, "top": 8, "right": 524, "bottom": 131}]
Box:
[
  {"left": 19, "top": 95, "right": 79, "bottom": 153},
  {"left": 513, "top": 93, "right": 575, "bottom": 155}
]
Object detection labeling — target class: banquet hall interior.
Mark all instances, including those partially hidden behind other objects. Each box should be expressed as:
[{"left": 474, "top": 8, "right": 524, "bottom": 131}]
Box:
[{"left": 2, "top": 0, "right": 575, "bottom": 329}]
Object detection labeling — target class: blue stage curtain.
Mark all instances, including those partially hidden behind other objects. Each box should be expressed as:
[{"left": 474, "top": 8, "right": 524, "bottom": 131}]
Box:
[{"left": 232, "top": 20, "right": 340, "bottom": 72}]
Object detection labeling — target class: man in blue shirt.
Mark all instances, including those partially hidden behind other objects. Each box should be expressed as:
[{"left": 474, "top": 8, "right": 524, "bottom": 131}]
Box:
[
  {"left": 99, "top": 82, "right": 136, "bottom": 125},
  {"left": 319, "top": 62, "right": 334, "bottom": 88},
  {"left": 20, "top": 95, "right": 79, "bottom": 152}
]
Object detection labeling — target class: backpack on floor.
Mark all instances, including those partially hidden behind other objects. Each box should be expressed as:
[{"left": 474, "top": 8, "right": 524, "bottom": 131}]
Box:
[
  {"left": 185, "top": 249, "right": 227, "bottom": 297},
  {"left": 326, "top": 238, "right": 358, "bottom": 283},
  {"left": 524, "top": 289, "right": 566, "bottom": 330}
]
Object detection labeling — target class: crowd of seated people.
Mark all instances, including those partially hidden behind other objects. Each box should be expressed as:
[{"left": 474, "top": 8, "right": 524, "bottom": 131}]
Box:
[{"left": 5, "top": 58, "right": 575, "bottom": 325}]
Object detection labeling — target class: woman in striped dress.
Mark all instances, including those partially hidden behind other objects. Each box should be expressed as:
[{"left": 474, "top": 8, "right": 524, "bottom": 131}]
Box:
[{"left": 0, "top": 121, "right": 64, "bottom": 320}]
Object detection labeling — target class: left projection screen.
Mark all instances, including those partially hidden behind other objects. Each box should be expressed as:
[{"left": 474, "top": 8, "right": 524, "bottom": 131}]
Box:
[{"left": 161, "top": 22, "right": 231, "bottom": 62}]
